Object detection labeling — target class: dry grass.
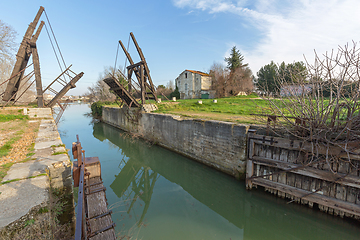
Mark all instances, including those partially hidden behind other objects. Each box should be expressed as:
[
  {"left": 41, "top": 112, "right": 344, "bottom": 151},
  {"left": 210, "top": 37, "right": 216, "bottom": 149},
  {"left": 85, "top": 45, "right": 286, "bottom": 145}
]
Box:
[
  {"left": 0, "top": 108, "right": 39, "bottom": 182},
  {"left": 0, "top": 107, "right": 73, "bottom": 239},
  {"left": 0, "top": 191, "right": 73, "bottom": 240}
]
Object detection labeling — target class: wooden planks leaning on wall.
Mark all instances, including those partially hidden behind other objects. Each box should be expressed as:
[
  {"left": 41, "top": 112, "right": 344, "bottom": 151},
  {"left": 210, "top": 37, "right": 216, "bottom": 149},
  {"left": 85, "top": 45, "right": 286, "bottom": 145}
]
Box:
[{"left": 246, "top": 130, "right": 360, "bottom": 219}]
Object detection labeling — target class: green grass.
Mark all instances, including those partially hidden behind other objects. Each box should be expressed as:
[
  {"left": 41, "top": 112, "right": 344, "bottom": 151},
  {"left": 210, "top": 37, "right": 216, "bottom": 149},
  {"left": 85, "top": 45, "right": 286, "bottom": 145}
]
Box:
[
  {"left": 0, "top": 114, "right": 29, "bottom": 122},
  {"left": 21, "top": 157, "right": 36, "bottom": 163},
  {"left": 51, "top": 144, "right": 65, "bottom": 148},
  {"left": 1, "top": 178, "right": 21, "bottom": 184},
  {"left": 26, "top": 152, "right": 35, "bottom": 157},
  {"left": 24, "top": 219, "right": 35, "bottom": 227},
  {"left": 38, "top": 207, "right": 49, "bottom": 214},
  {"left": 156, "top": 95, "right": 272, "bottom": 116},
  {"left": 0, "top": 162, "right": 14, "bottom": 182},
  {"left": 52, "top": 151, "right": 68, "bottom": 156},
  {"left": 0, "top": 135, "right": 22, "bottom": 158},
  {"left": 1, "top": 173, "right": 47, "bottom": 185}
]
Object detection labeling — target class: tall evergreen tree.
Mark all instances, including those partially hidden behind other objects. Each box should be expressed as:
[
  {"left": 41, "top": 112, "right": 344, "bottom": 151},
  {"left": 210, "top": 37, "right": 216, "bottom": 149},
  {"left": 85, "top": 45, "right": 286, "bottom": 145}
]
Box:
[
  {"left": 256, "top": 61, "right": 279, "bottom": 95},
  {"left": 256, "top": 61, "right": 307, "bottom": 96},
  {"left": 224, "top": 46, "right": 248, "bottom": 71}
]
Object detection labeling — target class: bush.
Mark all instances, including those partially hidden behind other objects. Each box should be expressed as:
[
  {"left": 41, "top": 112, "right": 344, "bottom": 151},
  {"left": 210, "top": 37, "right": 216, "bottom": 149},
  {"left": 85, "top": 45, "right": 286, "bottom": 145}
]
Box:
[
  {"left": 170, "top": 86, "right": 180, "bottom": 99},
  {"left": 91, "top": 101, "right": 112, "bottom": 118}
]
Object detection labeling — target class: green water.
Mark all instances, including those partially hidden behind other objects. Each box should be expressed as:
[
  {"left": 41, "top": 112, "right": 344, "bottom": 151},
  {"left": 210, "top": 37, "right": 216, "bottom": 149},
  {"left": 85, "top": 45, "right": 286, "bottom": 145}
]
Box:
[{"left": 58, "top": 104, "right": 360, "bottom": 240}]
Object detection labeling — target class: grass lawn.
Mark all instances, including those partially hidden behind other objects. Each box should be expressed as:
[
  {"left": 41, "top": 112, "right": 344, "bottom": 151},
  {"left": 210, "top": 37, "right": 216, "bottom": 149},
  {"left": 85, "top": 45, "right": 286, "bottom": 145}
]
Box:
[
  {"left": 154, "top": 94, "right": 273, "bottom": 124},
  {"left": 101, "top": 94, "right": 345, "bottom": 124}
]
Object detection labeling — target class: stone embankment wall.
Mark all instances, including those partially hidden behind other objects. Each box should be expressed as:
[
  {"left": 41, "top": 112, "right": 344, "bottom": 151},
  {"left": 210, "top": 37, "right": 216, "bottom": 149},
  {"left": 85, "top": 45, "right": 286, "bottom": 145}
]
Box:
[{"left": 102, "top": 106, "right": 250, "bottom": 178}]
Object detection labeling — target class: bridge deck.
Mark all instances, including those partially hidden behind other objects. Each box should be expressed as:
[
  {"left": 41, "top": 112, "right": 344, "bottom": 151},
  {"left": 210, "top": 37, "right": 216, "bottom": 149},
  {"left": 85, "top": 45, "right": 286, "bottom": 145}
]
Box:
[
  {"left": 103, "top": 77, "right": 140, "bottom": 108},
  {"left": 85, "top": 176, "right": 116, "bottom": 240}
]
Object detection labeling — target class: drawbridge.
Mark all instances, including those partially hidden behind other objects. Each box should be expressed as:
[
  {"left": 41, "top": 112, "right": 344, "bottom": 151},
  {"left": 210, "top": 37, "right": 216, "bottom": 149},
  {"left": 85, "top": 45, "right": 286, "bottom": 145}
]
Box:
[
  {"left": 1, "top": 6, "right": 83, "bottom": 121},
  {"left": 103, "top": 32, "right": 158, "bottom": 110}
]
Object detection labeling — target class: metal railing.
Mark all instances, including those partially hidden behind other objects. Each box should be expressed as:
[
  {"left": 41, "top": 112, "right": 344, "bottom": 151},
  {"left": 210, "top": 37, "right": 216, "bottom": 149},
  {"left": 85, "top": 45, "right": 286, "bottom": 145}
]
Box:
[
  {"left": 73, "top": 135, "right": 87, "bottom": 240},
  {"left": 75, "top": 160, "right": 85, "bottom": 239}
]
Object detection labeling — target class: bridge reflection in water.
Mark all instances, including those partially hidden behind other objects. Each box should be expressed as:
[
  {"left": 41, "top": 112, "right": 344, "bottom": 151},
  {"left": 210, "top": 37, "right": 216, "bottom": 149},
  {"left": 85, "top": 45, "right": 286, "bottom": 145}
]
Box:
[{"left": 93, "top": 122, "right": 360, "bottom": 240}]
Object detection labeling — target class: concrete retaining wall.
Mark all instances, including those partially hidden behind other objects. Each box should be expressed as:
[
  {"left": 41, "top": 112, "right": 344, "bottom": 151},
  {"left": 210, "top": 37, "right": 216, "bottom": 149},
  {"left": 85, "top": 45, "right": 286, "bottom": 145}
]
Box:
[{"left": 102, "top": 106, "right": 250, "bottom": 178}]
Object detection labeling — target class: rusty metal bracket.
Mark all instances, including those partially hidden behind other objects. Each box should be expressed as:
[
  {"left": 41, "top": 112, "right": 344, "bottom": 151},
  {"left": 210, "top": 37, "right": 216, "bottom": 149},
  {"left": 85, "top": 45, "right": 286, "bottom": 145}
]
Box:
[
  {"left": 87, "top": 223, "right": 116, "bottom": 239},
  {"left": 88, "top": 210, "right": 113, "bottom": 220},
  {"left": 86, "top": 187, "right": 106, "bottom": 195},
  {"left": 84, "top": 181, "right": 103, "bottom": 188}
]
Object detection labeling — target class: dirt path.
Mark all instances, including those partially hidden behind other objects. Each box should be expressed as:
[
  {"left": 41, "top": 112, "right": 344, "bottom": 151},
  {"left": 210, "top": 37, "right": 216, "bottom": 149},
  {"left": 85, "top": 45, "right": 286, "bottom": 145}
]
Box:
[
  {"left": 0, "top": 120, "right": 39, "bottom": 165},
  {"left": 0, "top": 108, "right": 40, "bottom": 166},
  {"left": 167, "top": 111, "right": 255, "bottom": 124}
]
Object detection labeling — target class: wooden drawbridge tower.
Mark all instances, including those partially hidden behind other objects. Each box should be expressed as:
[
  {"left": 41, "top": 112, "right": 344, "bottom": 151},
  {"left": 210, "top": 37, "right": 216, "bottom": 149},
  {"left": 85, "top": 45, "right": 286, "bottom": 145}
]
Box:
[
  {"left": 103, "top": 32, "right": 158, "bottom": 109},
  {"left": 1, "top": 6, "right": 83, "bottom": 112}
]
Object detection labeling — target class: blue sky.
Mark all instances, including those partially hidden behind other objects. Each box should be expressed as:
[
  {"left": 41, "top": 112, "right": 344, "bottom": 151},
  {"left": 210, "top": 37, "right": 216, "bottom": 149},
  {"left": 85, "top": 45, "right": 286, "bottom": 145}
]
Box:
[{"left": 1, "top": 0, "right": 360, "bottom": 95}]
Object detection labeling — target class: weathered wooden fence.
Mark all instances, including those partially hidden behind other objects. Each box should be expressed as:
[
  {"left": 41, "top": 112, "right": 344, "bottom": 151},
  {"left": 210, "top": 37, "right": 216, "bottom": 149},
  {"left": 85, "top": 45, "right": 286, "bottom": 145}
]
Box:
[{"left": 246, "top": 129, "right": 360, "bottom": 219}]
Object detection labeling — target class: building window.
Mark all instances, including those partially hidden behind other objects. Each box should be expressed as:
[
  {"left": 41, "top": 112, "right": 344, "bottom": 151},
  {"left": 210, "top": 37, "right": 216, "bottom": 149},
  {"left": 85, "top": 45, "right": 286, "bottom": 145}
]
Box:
[
  {"left": 185, "top": 73, "right": 187, "bottom": 78},
  {"left": 185, "top": 83, "right": 188, "bottom": 90}
]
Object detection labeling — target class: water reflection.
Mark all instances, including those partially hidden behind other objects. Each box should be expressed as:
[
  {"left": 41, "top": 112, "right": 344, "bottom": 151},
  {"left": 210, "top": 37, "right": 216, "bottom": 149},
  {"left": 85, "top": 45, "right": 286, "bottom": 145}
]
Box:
[
  {"left": 111, "top": 156, "right": 158, "bottom": 227},
  {"left": 92, "top": 121, "right": 360, "bottom": 240}
]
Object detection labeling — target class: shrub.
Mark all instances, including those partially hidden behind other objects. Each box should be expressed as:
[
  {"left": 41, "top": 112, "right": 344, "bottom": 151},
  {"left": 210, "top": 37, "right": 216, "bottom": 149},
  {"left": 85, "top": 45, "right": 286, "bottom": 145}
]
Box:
[
  {"left": 169, "top": 86, "right": 180, "bottom": 99},
  {"left": 91, "top": 101, "right": 112, "bottom": 118}
]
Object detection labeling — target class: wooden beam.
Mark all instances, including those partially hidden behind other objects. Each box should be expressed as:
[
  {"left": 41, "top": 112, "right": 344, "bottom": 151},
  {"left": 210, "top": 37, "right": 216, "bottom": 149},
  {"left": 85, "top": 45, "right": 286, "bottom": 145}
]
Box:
[
  {"left": 129, "top": 32, "right": 158, "bottom": 102},
  {"left": 251, "top": 156, "right": 360, "bottom": 188},
  {"left": 46, "top": 72, "right": 84, "bottom": 108},
  {"left": 245, "top": 160, "right": 254, "bottom": 189},
  {"left": 126, "top": 61, "right": 145, "bottom": 70},
  {"left": 43, "top": 65, "right": 73, "bottom": 93},
  {"left": 31, "top": 46, "right": 44, "bottom": 107},
  {"left": 252, "top": 178, "right": 360, "bottom": 217},
  {"left": 3, "top": 6, "right": 44, "bottom": 101},
  {"left": 140, "top": 64, "right": 145, "bottom": 104}
]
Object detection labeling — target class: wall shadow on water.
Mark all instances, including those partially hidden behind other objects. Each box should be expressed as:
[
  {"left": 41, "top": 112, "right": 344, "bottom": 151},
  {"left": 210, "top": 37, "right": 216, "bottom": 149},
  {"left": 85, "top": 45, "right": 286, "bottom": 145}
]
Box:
[{"left": 93, "top": 122, "right": 360, "bottom": 239}]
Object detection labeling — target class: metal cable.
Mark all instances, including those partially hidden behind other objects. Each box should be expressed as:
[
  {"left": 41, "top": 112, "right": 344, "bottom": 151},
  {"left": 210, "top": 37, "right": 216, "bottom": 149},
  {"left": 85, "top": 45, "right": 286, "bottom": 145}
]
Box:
[
  {"left": 44, "top": 10, "right": 67, "bottom": 70},
  {"left": 113, "top": 42, "right": 120, "bottom": 77},
  {"left": 123, "top": 34, "right": 131, "bottom": 74},
  {"left": 44, "top": 24, "right": 63, "bottom": 76}
]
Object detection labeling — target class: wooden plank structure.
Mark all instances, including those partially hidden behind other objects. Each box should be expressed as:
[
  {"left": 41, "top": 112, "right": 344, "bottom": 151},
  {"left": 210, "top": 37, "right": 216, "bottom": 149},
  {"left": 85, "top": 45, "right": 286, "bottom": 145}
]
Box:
[
  {"left": 1, "top": 6, "right": 83, "bottom": 114},
  {"left": 72, "top": 136, "right": 116, "bottom": 240},
  {"left": 246, "top": 129, "right": 360, "bottom": 219},
  {"left": 103, "top": 32, "right": 158, "bottom": 110},
  {"left": 103, "top": 77, "right": 140, "bottom": 108},
  {"left": 3, "top": 7, "right": 44, "bottom": 103}
]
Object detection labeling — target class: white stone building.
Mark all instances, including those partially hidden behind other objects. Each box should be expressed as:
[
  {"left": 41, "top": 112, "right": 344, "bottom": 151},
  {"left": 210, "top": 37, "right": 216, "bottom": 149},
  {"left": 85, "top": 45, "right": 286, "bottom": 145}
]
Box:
[{"left": 175, "top": 70, "right": 213, "bottom": 99}]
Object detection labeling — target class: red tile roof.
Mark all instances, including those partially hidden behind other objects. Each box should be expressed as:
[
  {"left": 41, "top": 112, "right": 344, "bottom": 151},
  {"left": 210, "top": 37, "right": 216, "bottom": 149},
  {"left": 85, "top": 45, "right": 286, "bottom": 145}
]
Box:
[{"left": 185, "top": 70, "right": 210, "bottom": 76}]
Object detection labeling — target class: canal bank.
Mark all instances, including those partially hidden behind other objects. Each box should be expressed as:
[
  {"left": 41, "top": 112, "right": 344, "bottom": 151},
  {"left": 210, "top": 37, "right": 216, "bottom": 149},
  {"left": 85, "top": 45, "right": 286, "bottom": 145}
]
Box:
[
  {"left": 102, "top": 106, "right": 250, "bottom": 179},
  {"left": 0, "top": 108, "right": 74, "bottom": 239},
  {"left": 102, "top": 105, "right": 360, "bottom": 221},
  {"left": 57, "top": 104, "right": 360, "bottom": 239}
]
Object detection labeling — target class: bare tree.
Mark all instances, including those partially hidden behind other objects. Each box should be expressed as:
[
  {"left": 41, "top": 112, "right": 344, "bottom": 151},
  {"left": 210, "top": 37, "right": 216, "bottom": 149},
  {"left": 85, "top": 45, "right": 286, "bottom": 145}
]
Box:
[
  {"left": 156, "top": 84, "right": 172, "bottom": 97},
  {"left": 210, "top": 62, "right": 229, "bottom": 98},
  {"left": 0, "top": 20, "right": 17, "bottom": 89},
  {"left": 86, "top": 66, "right": 121, "bottom": 102},
  {"left": 259, "top": 41, "right": 360, "bottom": 174},
  {"left": 227, "top": 67, "right": 254, "bottom": 95},
  {"left": 210, "top": 62, "right": 254, "bottom": 98},
  {"left": 166, "top": 80, "right": 174, "bottom": 91}
]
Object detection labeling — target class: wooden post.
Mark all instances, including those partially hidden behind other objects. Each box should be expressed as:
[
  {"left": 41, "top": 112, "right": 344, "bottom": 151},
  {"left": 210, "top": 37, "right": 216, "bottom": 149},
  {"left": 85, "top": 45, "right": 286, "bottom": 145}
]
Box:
[
  {"left": 128, "top": 69, "right": 132, "bottom": 93},
  {"left": 120, "top": 40, "right": 143, "bottom": 86},
  {"left": 140, "top": 64, "right": 145, "bottom": 104},
  {"left": 31, "top": 46, "right": 44, "bottom": 107},
  {"left": 246, "top": 160, "right": 254, "bottom": 189},
  {"left": 130, "top": 32, "right": 158, "bottom": 102},
  {"left": 46, "top": 72, "right": 84, "bottom": 108},
  {"left": 3, "top": 6, "right": 44, "bottom": 101}
]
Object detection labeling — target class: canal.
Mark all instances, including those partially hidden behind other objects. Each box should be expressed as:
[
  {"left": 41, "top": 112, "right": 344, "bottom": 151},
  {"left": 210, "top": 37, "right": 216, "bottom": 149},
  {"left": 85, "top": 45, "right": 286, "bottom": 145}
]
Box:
[{"left": 58, "top": 104, "right": 360, "bottom": 240}]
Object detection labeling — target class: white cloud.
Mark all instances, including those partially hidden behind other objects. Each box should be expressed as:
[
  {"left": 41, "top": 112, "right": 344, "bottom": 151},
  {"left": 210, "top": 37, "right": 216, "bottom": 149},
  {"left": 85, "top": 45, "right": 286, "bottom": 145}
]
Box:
[{"left": 173, "top": 0, "right": 360, "bottom": 73}]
